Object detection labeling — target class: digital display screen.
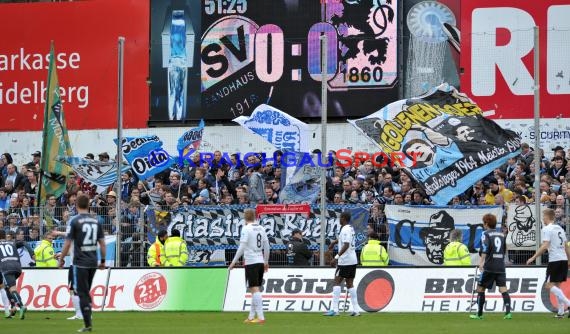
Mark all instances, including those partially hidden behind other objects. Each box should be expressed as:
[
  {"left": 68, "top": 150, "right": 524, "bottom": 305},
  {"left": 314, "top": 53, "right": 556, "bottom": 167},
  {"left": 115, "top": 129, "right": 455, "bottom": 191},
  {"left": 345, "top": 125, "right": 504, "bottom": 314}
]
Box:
[{"left": 150, "top": 0, "right": 401, "bottom": 123}]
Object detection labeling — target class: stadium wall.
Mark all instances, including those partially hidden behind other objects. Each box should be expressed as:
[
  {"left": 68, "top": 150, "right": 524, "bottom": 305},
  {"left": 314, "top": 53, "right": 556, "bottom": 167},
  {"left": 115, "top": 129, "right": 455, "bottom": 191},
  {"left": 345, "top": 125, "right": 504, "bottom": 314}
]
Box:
[
  {"left": 1, "top": 118, "right": 568, "bottom": 167},
  {"left": 8, "top": 267, "right": 568, "bottom": 313}
]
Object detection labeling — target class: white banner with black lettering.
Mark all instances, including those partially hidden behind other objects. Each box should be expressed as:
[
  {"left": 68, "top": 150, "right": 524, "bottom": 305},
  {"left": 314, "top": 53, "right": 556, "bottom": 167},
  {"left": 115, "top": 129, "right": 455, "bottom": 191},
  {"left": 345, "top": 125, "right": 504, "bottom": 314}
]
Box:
[
  {"left": 224, "top": 267, "right": 562, "bottom": 313},
  {"left": 495, "top": 119, "right": 570, "bottom": 156}
]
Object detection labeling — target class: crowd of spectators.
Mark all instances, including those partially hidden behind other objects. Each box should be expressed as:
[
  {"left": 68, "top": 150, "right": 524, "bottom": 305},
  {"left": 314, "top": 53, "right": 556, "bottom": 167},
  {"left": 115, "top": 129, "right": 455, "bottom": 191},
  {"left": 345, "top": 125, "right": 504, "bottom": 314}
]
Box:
[{"left": 0, "top": 143, "right": 569, "bottom": 266}]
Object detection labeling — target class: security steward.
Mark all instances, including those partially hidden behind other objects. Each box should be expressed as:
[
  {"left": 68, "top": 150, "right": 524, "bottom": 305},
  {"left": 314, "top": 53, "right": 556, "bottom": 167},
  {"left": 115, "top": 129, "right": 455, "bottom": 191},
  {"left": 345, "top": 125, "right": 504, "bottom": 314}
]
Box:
[
  {"left": 164, "top": 229, "right": 188, "bottom": 267},
  {"left": 147, "top": 230, "right": 168, "bottom": 267},
  {"left": 360, "top": 232, "right": 389, "bottom": 266},
  {"left": 443, "top": 229, "right": 471, "bottom": 265},
  {"left": 34, "top": 232, "right": 58, "bottom": 267}
]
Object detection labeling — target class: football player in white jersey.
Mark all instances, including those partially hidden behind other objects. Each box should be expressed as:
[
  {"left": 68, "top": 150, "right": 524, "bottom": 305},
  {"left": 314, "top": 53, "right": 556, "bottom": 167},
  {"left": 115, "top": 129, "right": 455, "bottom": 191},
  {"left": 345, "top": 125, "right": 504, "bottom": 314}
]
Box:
[
  {"left": 229, "top": 209, "right": 270, "bottom": 324},
  {"left": 527, "top": 208, "right": 570, "bottom": 318},
  {"left": 324, "top": 211, "right": 359, "bottom": 317}
]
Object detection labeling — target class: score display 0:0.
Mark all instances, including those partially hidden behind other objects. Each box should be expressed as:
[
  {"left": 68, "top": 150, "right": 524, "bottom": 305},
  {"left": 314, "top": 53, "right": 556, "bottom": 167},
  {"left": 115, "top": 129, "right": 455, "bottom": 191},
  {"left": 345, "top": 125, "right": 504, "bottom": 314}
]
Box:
[
  {"left": 254, "top": 23, "right": 385, "bottom": 85},
  {"left": 253, "top": 23, "right": 338, "bottom": 83}
]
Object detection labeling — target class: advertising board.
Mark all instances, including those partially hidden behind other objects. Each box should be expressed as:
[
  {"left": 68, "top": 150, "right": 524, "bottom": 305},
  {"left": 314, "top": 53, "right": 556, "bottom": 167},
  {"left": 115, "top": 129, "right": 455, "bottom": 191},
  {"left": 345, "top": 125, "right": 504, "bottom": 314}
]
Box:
[
  {"left": 460, "top": 0, "right": 570, "bottom": 119},
  {"left": 224, "top": 267, "right": 566, "bottom": 313},
  {"left": 0, "top": 0, "right": 149, "bottom": 130},
  {"left": 3, "top": 268, "right": 226, "bottom": 311}
]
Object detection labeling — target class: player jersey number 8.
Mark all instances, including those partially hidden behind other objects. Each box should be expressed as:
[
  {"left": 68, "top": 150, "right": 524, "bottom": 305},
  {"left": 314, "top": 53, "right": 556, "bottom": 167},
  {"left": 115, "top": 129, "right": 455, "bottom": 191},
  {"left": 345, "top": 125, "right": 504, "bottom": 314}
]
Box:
[{"left": 241, "top": 224, "right": 266, "bottom": 265}]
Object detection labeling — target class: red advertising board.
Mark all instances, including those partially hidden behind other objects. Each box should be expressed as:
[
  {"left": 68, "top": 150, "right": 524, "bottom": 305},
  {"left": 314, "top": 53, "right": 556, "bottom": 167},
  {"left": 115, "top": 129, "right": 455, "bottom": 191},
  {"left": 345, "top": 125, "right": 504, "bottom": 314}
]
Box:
[
  {"left": 460, "top": 0, "right": 570, "bottom": 119},
  {"left": 0, "top": 0, "right": 149, "bottom": 130}
]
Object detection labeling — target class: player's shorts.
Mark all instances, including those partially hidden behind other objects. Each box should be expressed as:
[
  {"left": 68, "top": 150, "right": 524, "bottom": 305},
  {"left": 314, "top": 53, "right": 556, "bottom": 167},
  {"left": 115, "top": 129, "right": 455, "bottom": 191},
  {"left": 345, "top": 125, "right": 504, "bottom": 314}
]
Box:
[
  {"left": 478, "top": 271, "right": 507, "bottom": 289},
  {"left": 73, "top": 266, "right": 97, "bottom": 299},
  {"left": 68, "top": 265, "right": 75, "bottom": 292},
  {"left": 335, "top": 265, "right": 357, "bottom": 279},
  {"left": 245, "top": 263, "right": 265, "bottom": 288},
  {"left": 1, "top": 270, "right": 22, "bottom": 289},
  {"left": 546, "top": 260, "right": 568, "bottom": 283}
]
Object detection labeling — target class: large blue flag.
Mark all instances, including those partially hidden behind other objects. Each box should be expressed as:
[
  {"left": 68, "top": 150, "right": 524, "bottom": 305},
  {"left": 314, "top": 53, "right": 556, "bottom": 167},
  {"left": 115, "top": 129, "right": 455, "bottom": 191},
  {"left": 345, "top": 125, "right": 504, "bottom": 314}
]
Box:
[
  {"left": 349, "top": 84, "right": 522, "bottom": 205},
  {"left": 115, "top": 136, "right": 162, "bottom": 162},
  {"left": 115, "top": 136, "right": 176, "bottom": 179}
]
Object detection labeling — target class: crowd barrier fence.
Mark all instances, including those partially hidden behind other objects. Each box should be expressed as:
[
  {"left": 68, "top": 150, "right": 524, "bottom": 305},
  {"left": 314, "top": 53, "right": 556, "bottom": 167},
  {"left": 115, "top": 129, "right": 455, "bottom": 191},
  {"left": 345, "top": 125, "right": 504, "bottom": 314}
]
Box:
[{"left": 11, "top": 202, "right": 569, "bottom": 267}]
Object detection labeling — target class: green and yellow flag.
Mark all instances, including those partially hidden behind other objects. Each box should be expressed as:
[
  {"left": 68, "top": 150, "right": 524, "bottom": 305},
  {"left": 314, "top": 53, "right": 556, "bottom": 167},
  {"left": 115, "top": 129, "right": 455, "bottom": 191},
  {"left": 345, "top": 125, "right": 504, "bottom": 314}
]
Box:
[{"left": 39, "top": 43, "right": 74, "bottom": 205}]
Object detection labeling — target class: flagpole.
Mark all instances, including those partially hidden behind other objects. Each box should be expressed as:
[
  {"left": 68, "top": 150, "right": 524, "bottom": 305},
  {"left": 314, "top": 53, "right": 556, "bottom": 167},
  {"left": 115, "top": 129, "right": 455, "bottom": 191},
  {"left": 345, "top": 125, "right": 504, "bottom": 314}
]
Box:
[
  {"left": 116, "top": 37, "right": 125, "bottom": 267},
  {"left": 532, "top": 26, "right": 541, "bottom": 265},
  {"left": 141, "top": 183, "right": 159, "bottom": 208},
  {"left": 319, "top": 34, "right": 327, "bottom": 267},
  {"left": 177, "top": 180, "right": 182, "bottom": 200}
]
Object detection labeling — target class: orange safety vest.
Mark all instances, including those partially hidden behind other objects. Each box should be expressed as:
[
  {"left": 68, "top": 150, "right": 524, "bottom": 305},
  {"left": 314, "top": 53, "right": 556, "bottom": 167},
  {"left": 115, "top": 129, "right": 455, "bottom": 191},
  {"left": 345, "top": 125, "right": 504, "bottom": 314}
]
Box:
[
  {"left": 155, "top": 242, "right": 162, "bottom": 266},
  {"left": 147, "top": 240, "right": 165, "bottom": 267}
]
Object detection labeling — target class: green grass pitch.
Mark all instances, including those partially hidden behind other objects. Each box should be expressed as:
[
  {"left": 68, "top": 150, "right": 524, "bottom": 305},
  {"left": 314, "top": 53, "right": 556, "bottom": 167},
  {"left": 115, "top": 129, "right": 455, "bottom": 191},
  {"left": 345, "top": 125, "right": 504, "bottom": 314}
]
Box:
[{"left": 2, "top": 312, "right": 568, "bottom": 334}]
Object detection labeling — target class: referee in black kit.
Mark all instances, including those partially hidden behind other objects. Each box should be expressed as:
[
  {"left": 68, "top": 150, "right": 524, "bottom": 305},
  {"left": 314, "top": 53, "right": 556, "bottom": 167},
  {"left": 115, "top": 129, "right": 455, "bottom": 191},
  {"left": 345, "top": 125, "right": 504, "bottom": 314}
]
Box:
[{"left": 59, "top": 194, "right": 106, "bottom": 333}]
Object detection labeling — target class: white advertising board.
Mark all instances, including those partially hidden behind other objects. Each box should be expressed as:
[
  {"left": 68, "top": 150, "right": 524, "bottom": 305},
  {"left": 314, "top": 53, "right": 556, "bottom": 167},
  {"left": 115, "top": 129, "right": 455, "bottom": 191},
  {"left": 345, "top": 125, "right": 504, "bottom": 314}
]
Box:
[{"left": 224, "top": 267, "right": 567, "bottom": 313}]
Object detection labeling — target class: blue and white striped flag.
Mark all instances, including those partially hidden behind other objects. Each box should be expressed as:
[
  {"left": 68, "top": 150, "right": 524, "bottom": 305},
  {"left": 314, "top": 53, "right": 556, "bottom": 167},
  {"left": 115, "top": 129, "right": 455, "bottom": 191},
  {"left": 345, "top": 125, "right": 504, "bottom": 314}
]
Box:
[
  {"left": 57, "top": 156, "right": 131, "bottom": 187},
  {"left": 278, "top": 152, "right": 321, "bottom": 204},
  {"left": 233, "top": 104, "right": 309, "bottom": 153}
]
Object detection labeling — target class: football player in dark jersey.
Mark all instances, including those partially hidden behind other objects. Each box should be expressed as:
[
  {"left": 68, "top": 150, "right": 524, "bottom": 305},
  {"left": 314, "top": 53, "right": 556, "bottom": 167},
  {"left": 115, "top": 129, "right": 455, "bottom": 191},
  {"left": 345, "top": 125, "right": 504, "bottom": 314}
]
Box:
[
  {"left": 59, "top": 194, "right": 106, "bottom": 332},
  {"left": 470, "top": 213, "right": 512, "bottom": 320},
  {"left": 0, "top": 229, "right": 27, "bottom": 319}
]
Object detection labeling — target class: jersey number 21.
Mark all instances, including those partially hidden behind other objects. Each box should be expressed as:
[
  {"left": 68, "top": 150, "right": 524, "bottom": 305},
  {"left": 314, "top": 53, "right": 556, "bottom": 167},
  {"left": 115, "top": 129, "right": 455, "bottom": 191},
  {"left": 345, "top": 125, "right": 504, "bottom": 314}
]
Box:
[{"left": 82, "top": 223, "right": 98, "bottom": 246}]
